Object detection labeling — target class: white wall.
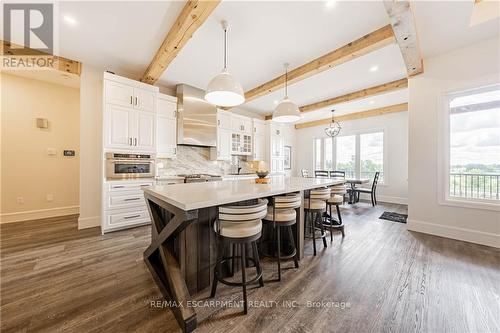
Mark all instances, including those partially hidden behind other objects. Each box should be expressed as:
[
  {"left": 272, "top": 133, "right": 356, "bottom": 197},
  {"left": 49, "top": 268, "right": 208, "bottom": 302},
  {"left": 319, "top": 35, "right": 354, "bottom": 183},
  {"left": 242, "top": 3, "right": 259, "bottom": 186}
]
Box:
[
  {"left": 296, "top": 111, "right": 409, "bottom": 204},
  {"left": 408, "top": 37, "right": 500, "bottom": 248},
  {"left": 78, "top": 64, "right": 103, "bottom": 229}
]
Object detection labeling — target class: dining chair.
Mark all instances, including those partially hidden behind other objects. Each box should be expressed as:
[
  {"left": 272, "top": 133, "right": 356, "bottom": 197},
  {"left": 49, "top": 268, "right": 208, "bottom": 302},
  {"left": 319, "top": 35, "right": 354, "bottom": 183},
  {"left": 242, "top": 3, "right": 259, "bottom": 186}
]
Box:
[
  {"left": 329, "top": 170, "right": 345, "bottom": 178},
  {"left": 314, "top": 170, "right": 329, "bottom": 178},
  {"left": 301, "top": 169, "right": 309, "bottom": 177},
  {"left": 354, "top": 172, "right": 380, "bottom": 207}
]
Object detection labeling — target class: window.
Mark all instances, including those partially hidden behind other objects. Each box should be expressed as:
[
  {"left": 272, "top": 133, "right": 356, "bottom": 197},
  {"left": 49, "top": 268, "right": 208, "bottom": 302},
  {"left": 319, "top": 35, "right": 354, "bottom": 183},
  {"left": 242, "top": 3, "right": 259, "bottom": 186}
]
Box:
[
  {"left": 336, "top": 135, "right": 356, "bottom": 178},
  {"left": 312, "top": 131, "right": 385, "bottom": 181},
  {"left": 360, "top": 132, "right": 384, "bottom": 181},
  {"left": 443, "top": 84, "right": 500, "bottom": 206}
]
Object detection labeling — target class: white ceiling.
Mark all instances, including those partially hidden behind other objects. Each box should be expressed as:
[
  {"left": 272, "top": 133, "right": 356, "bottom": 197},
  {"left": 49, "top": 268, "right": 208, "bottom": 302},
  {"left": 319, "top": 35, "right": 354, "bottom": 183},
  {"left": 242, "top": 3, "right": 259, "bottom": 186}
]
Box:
[
  {"left": 412, "top": 1, "right": 500, "bottom": 58},
  {"left": 58, "top": 1, "right": 184, "bottom": 79},
  {"left": 6, "top": 1, "right": 497, "bottom": 122}
]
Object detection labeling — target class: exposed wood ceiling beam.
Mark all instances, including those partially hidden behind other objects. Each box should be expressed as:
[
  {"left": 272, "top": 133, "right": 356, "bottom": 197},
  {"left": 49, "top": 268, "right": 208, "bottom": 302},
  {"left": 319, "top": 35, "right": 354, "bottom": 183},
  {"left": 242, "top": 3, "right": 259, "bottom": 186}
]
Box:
[
  {"left": 141, "top": 0, "right": 220, "bottom": 85},
  {"left": 1, "top": 40, "right": 81, "bottom": 76},
  {"left": 245, "top": 24, "right": 396, "bottom": 103},
  {"left": 383, "top": 0, "right": 423, "bottom": 76},
  {"left": 265, "top": 78, "right": 407, "bottom": 120},
  {"left": 294, "top": 103, "right": 408, "bottom": 130}
]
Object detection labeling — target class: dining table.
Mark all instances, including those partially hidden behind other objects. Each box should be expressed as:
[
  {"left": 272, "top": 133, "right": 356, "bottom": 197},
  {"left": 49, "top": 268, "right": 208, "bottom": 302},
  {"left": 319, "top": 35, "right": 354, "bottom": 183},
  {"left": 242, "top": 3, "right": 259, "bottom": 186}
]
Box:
[{"left": 345, "top": 178, "right": 370, "bottom": 203}]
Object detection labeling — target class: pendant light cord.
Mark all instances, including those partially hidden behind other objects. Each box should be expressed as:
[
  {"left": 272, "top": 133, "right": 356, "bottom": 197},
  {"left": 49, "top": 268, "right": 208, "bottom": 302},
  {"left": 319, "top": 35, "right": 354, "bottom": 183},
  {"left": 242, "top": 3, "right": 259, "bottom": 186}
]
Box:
[
  {"left": 285, "top": 66, "right": 288, "bottom": 97},
  {"left": 223, "top": 27, "right": 227, "bottom": 69}
]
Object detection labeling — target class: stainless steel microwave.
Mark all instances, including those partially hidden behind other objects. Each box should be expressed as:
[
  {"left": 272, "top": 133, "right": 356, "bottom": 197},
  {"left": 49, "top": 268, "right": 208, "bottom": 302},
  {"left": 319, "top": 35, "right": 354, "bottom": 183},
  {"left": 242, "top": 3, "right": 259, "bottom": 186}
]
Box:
[{"left": 105, "top": 152, "right": 155, "bottom": 180}]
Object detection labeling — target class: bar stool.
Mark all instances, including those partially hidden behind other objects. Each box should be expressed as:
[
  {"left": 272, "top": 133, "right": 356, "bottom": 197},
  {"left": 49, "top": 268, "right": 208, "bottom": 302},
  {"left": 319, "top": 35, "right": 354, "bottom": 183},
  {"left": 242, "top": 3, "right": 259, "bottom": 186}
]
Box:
[
  {"left": 304, "top": 187, "right": 330, "bottom": 255},
  {"left": 326, "top": 194, "right": 345, "bottom": 241},
  {"left": 262, "top": 193, "right": 301, "bottom": 281},
  {"left": 210, "top": 199, "right": 268, "bottom": 314}
]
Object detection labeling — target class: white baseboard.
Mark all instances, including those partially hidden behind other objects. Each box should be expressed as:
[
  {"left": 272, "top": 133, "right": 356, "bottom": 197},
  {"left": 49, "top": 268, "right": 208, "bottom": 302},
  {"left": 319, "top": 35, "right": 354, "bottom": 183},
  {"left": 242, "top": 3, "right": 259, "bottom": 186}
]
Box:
[
  {"left": 407, "top": 219, "right": 500, "bottom": 248},
  {"left": 0, "top": 206, "right": 79, "bottom": 223},
  {"left": 78, "top": 215, "right": 101, "bottom": 229}
]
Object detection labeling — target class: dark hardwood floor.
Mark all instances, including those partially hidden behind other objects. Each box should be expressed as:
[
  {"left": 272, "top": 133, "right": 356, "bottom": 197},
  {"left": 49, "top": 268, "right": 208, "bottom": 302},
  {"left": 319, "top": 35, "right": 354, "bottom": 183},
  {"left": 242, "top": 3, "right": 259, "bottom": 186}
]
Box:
[{"left": 1, "top": 203, "right": 499, "bottom": 333}]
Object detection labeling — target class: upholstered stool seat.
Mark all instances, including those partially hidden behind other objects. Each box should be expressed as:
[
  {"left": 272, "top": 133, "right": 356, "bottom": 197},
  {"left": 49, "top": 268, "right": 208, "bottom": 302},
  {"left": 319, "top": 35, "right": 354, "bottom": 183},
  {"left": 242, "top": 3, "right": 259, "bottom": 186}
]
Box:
[
  {"left": 304, "top": 198, "right": 327, "bottom": 210},
  {"left": 327, "top": 195, "right": 343, "bottom": 204},
  {"left": 211, "top": 199, "right": 268, "bottom": 314},
  {"left": 262, "top": 193, "right": 301, "bottom": 281},
  {"left": 304, "top": 188, "right": 330, "bottom": 256},
  {"left": 264, "top": 207, "right": 296, "bottom": 223},
  {"left": 215, "top": 219, "right": 262, "bottom": 238}
]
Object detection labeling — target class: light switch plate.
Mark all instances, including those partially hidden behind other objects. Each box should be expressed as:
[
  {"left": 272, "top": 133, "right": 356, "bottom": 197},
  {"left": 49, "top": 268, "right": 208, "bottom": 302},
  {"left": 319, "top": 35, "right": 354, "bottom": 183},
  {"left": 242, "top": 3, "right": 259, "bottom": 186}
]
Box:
[{"left": 47, "top": 148, "right": 56, "bottom": 156}]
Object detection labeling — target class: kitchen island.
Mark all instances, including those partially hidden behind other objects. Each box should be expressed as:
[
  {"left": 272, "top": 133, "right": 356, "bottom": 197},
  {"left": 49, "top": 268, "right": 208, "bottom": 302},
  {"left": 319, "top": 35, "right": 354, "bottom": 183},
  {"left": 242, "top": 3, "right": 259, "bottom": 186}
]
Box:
[{"left": 142, "top": 176, "right": 344, "bottom": 332}]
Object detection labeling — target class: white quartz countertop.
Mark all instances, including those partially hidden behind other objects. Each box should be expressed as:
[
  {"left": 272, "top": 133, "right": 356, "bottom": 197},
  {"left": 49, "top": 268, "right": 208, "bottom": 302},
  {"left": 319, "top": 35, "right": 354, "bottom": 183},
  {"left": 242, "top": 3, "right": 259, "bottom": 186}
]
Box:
[{"left": 143, "top": 176, "right": 345, "bottom": 211}]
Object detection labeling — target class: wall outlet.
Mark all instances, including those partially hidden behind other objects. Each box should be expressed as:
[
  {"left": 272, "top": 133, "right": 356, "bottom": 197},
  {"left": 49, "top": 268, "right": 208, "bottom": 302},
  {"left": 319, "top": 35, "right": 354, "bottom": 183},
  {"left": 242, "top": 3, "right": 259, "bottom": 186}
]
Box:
[
  {"left": 47, "top": 148, "right": 57, "bottom": 156},
  {"left": 16, "top": 197, "right": 24, "bottom": 204},
  {"left": 46, "top": 194, "right": 54, "bottom": 202}
]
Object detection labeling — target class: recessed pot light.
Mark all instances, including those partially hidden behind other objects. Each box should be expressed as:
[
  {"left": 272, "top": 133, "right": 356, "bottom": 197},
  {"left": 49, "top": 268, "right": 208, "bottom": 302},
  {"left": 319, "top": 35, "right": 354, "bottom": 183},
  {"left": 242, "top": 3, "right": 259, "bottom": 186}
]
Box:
[
  {"left": 369, "top": 100, "right": 375, "bottom": 104},
  {"left": 63, "top": 15, "right": 77, "bottom": 26},
  {"left": 369, "top": 65, "right": 378, "bottom": 72},
  {"left": 325, "top": 0, "right": 337, "bottom": 9}
]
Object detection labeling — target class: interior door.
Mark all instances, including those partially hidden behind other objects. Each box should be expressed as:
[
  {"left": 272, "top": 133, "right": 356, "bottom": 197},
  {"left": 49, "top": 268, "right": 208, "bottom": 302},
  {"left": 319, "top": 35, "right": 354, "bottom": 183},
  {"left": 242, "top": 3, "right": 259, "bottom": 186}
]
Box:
[
  {"left": 105, "top": 81, "right": 134, "bottom": 107},
  {"left": 106, "top": 104, "right": 132, "bottom": 149}
]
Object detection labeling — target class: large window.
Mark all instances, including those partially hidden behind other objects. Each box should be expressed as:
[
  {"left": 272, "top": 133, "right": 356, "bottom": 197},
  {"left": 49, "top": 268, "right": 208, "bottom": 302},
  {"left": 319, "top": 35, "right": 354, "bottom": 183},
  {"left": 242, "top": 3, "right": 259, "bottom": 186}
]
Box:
[
  {"left": 336, "top": 135, "right": 356, "bottom": 178},
  {"left": 313, "top": 131, "right": 385, "bottom": 181},
  {"left": 360, "top": 132, "right": 384, "bottom": 180},
  {"left": 444, "top": 84, "right": 500, "bottom": 205}
]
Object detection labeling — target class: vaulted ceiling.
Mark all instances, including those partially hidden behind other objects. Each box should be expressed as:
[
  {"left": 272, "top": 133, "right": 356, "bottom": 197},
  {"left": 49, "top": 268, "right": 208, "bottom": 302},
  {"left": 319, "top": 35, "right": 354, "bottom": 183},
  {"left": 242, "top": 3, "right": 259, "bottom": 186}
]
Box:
[{"left": 48, "top": 1, "right": 499, "bottom": 123}]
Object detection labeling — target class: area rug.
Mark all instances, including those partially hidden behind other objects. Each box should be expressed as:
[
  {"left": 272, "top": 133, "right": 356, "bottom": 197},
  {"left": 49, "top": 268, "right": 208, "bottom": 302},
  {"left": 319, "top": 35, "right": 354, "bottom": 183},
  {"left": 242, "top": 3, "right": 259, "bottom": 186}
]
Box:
[{"left": 379, "top": 211, "right": 408, "bottom": 224}]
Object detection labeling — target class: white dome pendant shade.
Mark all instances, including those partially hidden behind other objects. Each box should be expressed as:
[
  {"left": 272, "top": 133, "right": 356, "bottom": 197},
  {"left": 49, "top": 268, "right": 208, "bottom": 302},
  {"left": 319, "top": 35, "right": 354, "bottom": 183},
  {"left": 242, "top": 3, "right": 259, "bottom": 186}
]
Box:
[
  {"left": 205, "top": 69, "right": 245, "bottom": 107},
  {"left": 205, "top": 21, "right": 245, "bottom": 107},
  {"left": 272, "top": 63, "right": 301, "bottom": 123}
]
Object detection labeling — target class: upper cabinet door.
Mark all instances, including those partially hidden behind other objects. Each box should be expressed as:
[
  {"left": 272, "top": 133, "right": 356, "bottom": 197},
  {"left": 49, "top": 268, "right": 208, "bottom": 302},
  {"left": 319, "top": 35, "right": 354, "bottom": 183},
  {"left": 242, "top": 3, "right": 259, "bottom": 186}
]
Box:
[
  {"left": 218, "top": 128, "right": 232, "bottom": 160},
  {"left": 135, "top": 112, "right": 156, "bottom": 151},
  {"left": 105, "top": 81, "right": 134, "bottom": 107},
  {"left": 157, "top": 115, "right": 177, "bottom": 158},
  {"left": 134, "top": 88, "right": 156, "bottom": 112},
  {"left": 253, "top": 121, "right": 266, "bottom": 136},
  {"left": 231, "top": 115, "right": 243, "bottom": 132},
  {"left": 217, "top": 110, "right": 232, "bottom": 129},
  {"left": 106, "top": 104, "right": 133, "bottom": 149},
  {"left": 158, "top": 96, "right": 177, "bottom": 118},
  {"left": 242, "top": 118, "right": 252, "bottom": 134}
]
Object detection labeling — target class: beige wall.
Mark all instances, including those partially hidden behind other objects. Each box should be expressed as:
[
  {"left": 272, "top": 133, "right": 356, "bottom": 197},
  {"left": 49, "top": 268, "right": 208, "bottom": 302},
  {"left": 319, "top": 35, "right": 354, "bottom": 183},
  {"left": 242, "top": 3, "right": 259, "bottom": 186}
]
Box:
[
  {"left": 1, "top": 73, "right": 80, "bottom": 222},
  {"left": 78, "top": 64, "right": 103, "bottom": 229},
  {"left": 408, "top": 37, "right": 500, "bottom": 248}
]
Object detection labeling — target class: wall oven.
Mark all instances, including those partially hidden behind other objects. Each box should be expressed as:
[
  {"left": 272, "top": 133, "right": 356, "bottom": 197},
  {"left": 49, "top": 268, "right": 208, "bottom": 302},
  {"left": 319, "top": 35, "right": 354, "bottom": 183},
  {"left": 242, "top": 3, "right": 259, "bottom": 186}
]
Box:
[{"left": 106, "top": 152, "right": 155, "bottom": 180}]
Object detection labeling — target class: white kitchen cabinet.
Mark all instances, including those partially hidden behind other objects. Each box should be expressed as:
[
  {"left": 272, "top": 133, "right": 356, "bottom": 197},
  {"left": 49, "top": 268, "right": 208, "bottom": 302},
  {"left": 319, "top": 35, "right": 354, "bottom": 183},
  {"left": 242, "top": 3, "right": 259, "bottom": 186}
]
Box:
[
  {"left": 106, "top": 104, "right": 133, "bottom": 149},
  {"left": 157, "top": 95, "right": 177, "bottom": 158},
  {"left": 214, "top": 128, "right": 231, "bottom": 160},
  {"left": 135, "top": 112, "right": 156, "bottom": 151},
  {"left": 105, "top": 80, "right": 134, "bottom": 107},
  {"left": 105, "top": 80, "right": 156, "bottom": 112},
  {"left": 231, "top": 114, "right": 252, "bottom": 134},
  {"left": 104, "top": 106, "right": 156, "bottom": 151},
  {"left": 252, "top": 134, "right": 265, "bottom": 160},
  {"left": 217, "top": 110, "right": 232, "bottom": 129},
  {"left": 133, "top": 87, "right": 156, "bottom": 112},
  {"left": 253, "top": 120, "right": 266, "bottom": 136},
  {"left": 103, "top": 72, "right": 158, "bottom": 153},
  {"left": 102, "top": 179, "right": 153, "bottom": 233}
]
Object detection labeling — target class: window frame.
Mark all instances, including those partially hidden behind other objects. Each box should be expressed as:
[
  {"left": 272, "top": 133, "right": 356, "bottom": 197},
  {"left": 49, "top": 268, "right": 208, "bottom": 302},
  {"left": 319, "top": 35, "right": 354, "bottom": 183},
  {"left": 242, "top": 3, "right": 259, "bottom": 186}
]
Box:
[
  {"left": 312, "top": 128, "right": 387, "bottom": 185},
  {"left": 438, "top": 83, "right": 500, "bottom": 211}
]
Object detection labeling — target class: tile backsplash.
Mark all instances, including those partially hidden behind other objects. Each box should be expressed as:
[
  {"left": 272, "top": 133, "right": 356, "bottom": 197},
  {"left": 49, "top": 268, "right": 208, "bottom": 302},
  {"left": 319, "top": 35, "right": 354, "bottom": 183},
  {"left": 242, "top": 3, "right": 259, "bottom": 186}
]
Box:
[{"left": 156, "top": 146, "right": 257, "bottom": 177}]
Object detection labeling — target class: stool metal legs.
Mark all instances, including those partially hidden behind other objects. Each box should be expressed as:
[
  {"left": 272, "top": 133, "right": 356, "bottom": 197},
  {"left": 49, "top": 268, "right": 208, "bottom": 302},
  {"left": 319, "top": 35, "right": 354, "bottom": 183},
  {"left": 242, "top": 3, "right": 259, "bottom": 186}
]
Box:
[{"left": 306, "top": 210, "right": 327, "bottom": 256}]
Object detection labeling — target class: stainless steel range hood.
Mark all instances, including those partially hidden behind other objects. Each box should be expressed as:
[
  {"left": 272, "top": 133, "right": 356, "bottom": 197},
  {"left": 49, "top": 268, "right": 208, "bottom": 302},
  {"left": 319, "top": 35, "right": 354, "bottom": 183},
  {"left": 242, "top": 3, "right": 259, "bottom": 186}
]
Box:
[{"left": 176, "top": 84, "right": 217, "bottom": 147}]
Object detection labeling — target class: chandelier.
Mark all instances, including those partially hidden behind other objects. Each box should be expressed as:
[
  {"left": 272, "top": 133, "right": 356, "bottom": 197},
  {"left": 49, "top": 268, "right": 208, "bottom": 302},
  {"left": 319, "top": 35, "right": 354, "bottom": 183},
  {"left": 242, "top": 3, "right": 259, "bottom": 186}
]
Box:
[{"left": 324, "top": 109, "right": 341, "bottom": 137}]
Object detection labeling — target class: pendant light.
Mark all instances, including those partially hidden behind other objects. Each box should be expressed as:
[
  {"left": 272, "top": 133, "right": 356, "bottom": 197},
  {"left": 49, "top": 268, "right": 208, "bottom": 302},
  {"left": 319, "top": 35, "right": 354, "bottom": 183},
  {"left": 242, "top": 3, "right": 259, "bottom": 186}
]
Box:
[
  {"left": 324, "top": 109, "right": 341, "bottom": 137},
  {"left": 205, "top": 21, "right": 245, "bottom": 107},
  {"left": 272, "top": 63, "right": 301, "bottom": 123}
]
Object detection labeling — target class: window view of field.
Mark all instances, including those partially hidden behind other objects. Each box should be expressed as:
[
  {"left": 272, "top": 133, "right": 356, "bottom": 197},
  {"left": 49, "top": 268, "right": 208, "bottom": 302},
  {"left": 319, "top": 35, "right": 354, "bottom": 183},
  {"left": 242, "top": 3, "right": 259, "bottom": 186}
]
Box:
[{"left": 449, "top": 86, "right": 500, "bottom": 200}]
